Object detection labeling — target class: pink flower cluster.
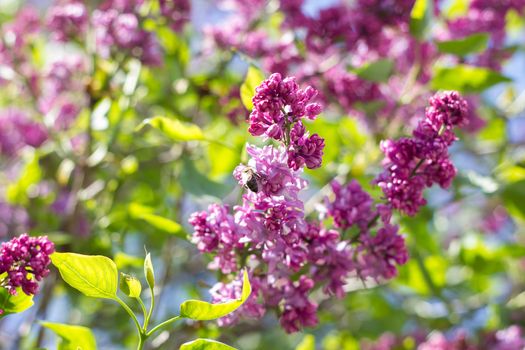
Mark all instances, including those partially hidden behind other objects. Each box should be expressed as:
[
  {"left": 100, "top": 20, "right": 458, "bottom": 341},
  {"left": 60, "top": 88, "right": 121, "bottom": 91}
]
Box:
[
  {"left": 375, "top": 91, "right": 468, "bottom": 215},
  {"left": 0, "top": 234, "right": 54, "bottom": 296},
  {"left": 444, "top": 0, "right": 525, "bottom": 70},
  {"left": 189, "top": 76, "right": 410, "bottom": 333},
  {"left": 0, "top": 109, "right": 48, "bottom": 157},
  {"left": 363, "top": 326, "right": 525, "bottom": 350},
  {"left": 248, "top": 73, "right": 324, "bottom": 170}
]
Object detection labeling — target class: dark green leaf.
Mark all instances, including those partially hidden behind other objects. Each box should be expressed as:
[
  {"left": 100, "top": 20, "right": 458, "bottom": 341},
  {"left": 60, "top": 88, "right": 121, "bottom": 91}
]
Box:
[
  {"left": 436, "top": 33, "right": 489, "bottom": 56},
  {"left": 354, "top": 59, "right": 394, "bottom": 83}
]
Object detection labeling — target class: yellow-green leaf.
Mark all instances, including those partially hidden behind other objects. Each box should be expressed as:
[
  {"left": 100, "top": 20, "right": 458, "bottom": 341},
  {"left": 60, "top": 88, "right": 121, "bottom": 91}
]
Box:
[
  {"left": 180, "top": 339, "right": 236, "bottom": 350},
  {"left": 41, "top": 322, "right": 97, "bottom": 350},
  {"left": 410, "top": 0, "right": 432, "bottom": 40},
  {"left": 0, "top": 287, "right": 34, "bottom": 317},
  {"left": 137, "top": 116, "right": 204, "bottom": 141},
  {"left": 119, "top": 273, "right": 142, "bottom": 298},
  {"left": 180, "top": 270, "right": 251, "bottom": 320},
  {"left": 51, "top": 253, "right": 118, "bottom": 300},
  {"left": 431, "top": 65, "right": 512, "bottom": 93},
  {"left": 240, "top": 65, "right": 265, "bottom": 110},
  {"left": 6, "top": 152, "right": 42, "bottom": 205},
  {"left": 129, "top": 203, "right": 184, "bottom": 238},
  {"left": 296, "top": 335, "right": 315, "bottom": 350}
]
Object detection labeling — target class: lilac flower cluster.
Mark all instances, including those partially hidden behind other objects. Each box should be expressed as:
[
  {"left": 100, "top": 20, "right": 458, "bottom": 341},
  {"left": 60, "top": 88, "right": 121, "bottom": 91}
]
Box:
[
  {"left": 0, "top": 234, "right": 54, "bottom": 297},
  {"left": 325, "top": 181, "right": 408, "bottom": 281},
  {"left": 444, "top": 0, "right": 525, "bottom": 70},
  {"left": 248, "top": 73, "right": 324, "bottom": 170},
  {"left": 47, "top": 1, "right": 88, "bottom": 42},
  {"left": 375, "top": 91, "right": 468, "bottom": 216},
  {"left": 189, "top": 75, "right": 410, "bottom": 333},
  {"left": 0, "top": 109, "right": 48, "bottom": 157},
  {"left": 363, "top": 326, "right": 525, "bottom": 350},
  {"left": 92, "top": 9, "right": 162, "bottom": 66}
]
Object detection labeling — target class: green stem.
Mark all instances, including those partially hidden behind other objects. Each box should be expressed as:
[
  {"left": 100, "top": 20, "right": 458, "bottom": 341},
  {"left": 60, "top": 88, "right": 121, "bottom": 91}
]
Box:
[
  {"left": 137, "top": 297, "right": 148, "bottom": 328},
  {"left": 145, "top": 284, "right": 155, "bottom": 332},
  {"left": 137, "top": 333, "right": 146, "bottom": 350},
  {"left": 146, "top": 316, "right": 180, "bottom": 337},
  {"left": 115, "top": 297, "right": 144, "bottom": 343}
]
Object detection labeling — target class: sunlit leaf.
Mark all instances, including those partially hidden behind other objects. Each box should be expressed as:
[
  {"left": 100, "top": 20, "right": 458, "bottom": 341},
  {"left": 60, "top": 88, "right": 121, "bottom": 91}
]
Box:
[
  {"left": 129, "top": 203, "right": 184, "bottom": 237},
  {"left": 6, "top": 152, "right": 42, "bottom": 205},
  {"left": 51, "top": 253, "right": 118, "bottom": 300},
  {"left": 119, "top": 273, "right": 141, "bottom": 298},
  {"left": 180, "top": 339, "right": 236, "bottom": 350},
  {"left": 41, "top": 322, "right": 97, "bottom": 350},
  {"left": 180, "top": 270, "right": 250, "bottom": 320},
  {"left": 240, "top": 65, "right": 265, "bottom": 110},
  {"left": 410, "top": 0, "right": 432, "bottom": 40},
  {"left": 0, "top": 287, "right": 34, "bottom": 318},
  {"left": 431, "top": 65, "right": 511, "bottom": 93},
  {"left": 138, "top": 116, "right": 205, "bottom": 141},
  {"left": 296, "top": 335, "right": 315, "bottom": 350}
]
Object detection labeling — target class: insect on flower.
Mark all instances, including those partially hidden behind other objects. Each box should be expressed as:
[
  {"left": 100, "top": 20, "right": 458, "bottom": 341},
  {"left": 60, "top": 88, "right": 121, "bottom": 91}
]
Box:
[{"left": 240, "top": 167, "right": 261, "bottom": 193}]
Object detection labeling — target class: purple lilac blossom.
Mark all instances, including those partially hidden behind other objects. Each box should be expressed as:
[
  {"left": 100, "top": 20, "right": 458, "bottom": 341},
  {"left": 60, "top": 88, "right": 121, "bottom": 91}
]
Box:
[
  {"left": 376, "top": 91, "right": 468, "bottom": 215},
  {"left": 0, "top": 234, "right": 54, "bottom": 296},
  {"left": 0, "top": 109, "right": 47, "bottom": 157},
  {"left": 47, "top": 1, "right": 88, "bottom": 42}
]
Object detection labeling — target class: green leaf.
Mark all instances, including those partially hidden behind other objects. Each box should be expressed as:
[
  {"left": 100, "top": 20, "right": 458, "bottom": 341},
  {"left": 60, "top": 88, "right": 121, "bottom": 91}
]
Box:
[
  {"left": 51, "top": 253, "right": 118, "bottom": 300},
  {"left": 6, "top": 152, "right": 42, "bottom": 205},
  {"left": 144, "top": 253, "right": 155, "bottom": 290},
  {"left": 436, "top": 33, "right": 489, "bottom": 56},
  {"left": 114, "top": 252, "right": 143, "bottom": 270},
  {"left": 502, "top": 180, "right": 525, "bottom": 220},
  {"left": 180, "top": 270, "right": 251, "bottom": 321},
  {"left": 410, "top": 0, "right": 432, "bottom": 40},
  {"left": 41, "top": 322, "right": 97, "bottom": 350},
  {"left": 180, "top": 157, "right": 230, "bottom": 198},
  {"left": 296, "top": 335, "right": 315, "bottom": 350},
  {"left": 431, "top": 65, "right": 512, "bottom": 93},
  {"left": 445, "top": 0, "right": 471, "bottom": 19},
  {"left": 138, "top": 116, "right": 205, "bottom": 141},
  {"left": 129, "top": 203, "right": 184, "bottom": 238},
  {"left": 354, "top": 59, "right": 394, "bottom": 83},
  {"left": 180, "top": 339, "right": 236, "bottom": 350},
  {"left": 0, "top": 287, "right": 34, "bottom": 318},
  {"left": 119, "top": 273, "right": 142, "bottom": 298},
  {"left": 240, "top": 65, "right": 265, "bottom": 110}
]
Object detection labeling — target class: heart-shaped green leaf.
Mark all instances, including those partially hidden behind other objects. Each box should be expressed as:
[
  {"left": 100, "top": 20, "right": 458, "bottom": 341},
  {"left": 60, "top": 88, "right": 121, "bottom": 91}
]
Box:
[
  {"left": 51, "top": 253, "right": 118, "bottom": 300},
  {"left": 180, "top": 270, "right": 250, "bottom": 320}
]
